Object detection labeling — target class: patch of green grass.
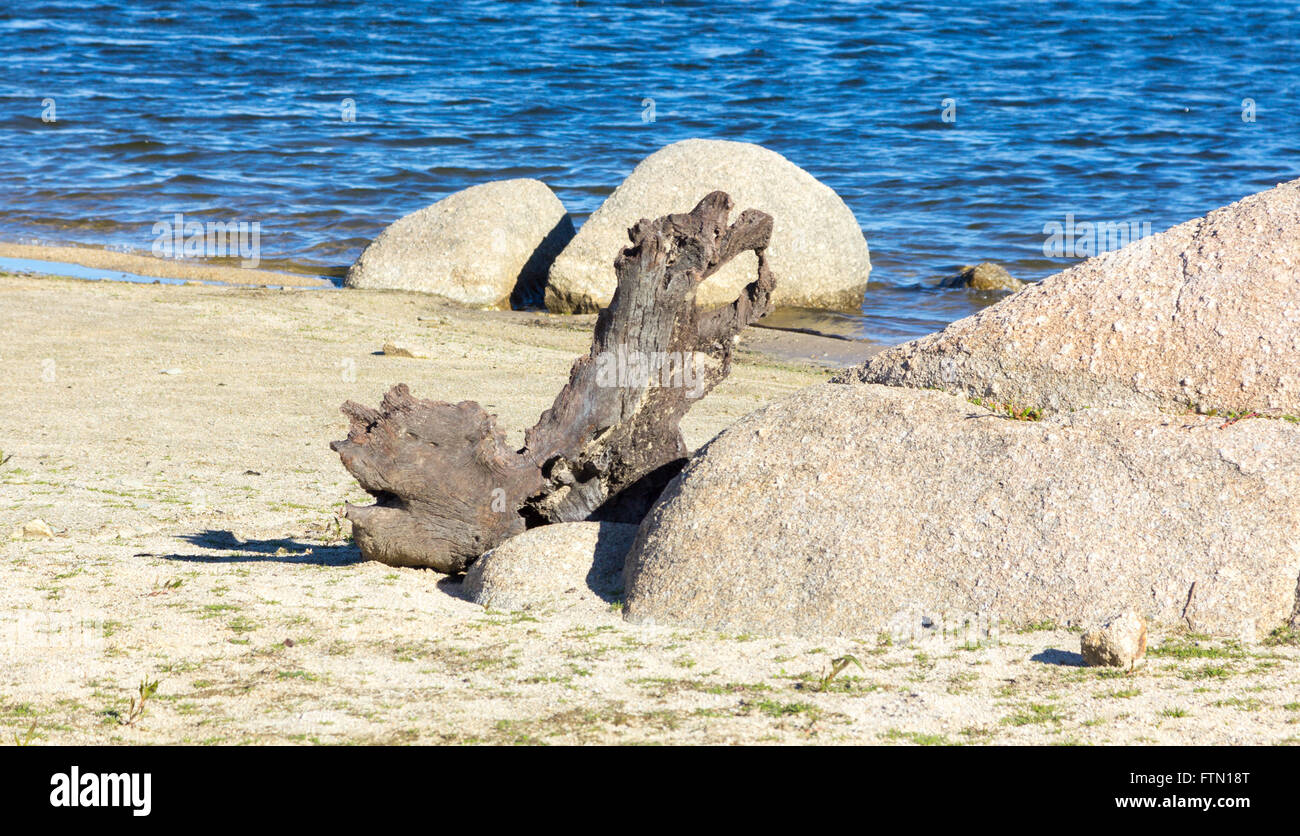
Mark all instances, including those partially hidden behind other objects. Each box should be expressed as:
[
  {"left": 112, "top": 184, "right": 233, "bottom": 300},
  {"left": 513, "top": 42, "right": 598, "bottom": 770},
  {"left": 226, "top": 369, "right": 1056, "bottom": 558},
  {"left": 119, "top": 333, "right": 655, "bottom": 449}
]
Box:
[
  {"left": 754, "top": 700, "right": 819, "bottom": 720},
  {"left": 277, "top": 669, "right": 319, "bottom": 682},
  {"left": 969, "top": 397, "right": 1042, "bottom": 421},
  {"left": 227, "top": 615, "right": 258, "bottom": 634},
  {"left": 1019, "top": 619, "right": 1059, "bottom": 633},
  {"left": 959, "top": 726, "right": 995, "bottom": 741},
  {"left": 1093, "top": 668, "right": 1133, "bottom": 680},
  {"left": 12, "top": 722, "right": 38, "bottom": 746},
  {"left": 813, "top": 654, "right": 864, "bottom": 692},
  {"left": 2, "top": 702, "right": 36, "bottom": 718},
  {"left": 1182, "top": 664, "right": 1233, "bottom": 680},
  {"left": 1211, "top": 697, "right": 1262, "bottom": 712},
  {"left": 1003, "top": 703, "right": 1066, "bottom": 726},
  {"left": 1096, "top": 688, "right": 1142, "bottom": 700},
  {"left": 882, "top": 728, "right": 952, "bottom": 746},
  {"left": 1149, "top": 637, "right": 1245, "bottom": 660},
  {"left": 1264, "top": 625, "right": 1299, "bottom": 647},
  {"left": 1159, "top": 707, "right": 1189, "bottom": 718}
]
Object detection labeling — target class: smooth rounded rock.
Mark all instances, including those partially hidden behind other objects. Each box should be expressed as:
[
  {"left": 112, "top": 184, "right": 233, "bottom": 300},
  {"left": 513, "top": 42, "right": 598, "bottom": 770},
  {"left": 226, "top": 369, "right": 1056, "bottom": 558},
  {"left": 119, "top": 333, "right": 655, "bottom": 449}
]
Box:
[
  {"left": 346, "top": 179, "right": 574, "bottom": 309},
  {"left": 546, "top": 139, "right": 870, "bottom": 313}
]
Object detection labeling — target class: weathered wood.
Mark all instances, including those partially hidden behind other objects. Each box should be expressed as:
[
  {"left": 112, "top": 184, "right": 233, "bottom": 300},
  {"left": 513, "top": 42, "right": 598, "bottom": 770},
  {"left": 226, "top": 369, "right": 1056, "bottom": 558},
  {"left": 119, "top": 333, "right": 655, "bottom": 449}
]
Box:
[{"left": 331, "top": 191, "right": 776, "bottom": 572}]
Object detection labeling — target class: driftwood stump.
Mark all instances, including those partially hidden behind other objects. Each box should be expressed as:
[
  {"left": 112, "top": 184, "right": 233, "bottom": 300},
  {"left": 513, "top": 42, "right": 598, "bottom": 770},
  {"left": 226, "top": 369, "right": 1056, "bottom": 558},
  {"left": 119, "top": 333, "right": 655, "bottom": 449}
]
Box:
[{"left": 331, "top": 191, "right": 776, "bottom": 572}]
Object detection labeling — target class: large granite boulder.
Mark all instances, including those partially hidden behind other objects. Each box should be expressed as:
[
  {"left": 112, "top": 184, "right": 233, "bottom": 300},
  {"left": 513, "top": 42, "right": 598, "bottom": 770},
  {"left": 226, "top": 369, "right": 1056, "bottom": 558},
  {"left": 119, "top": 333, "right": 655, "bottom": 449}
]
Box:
[
  {"left": 836, "top": 178, "right": 1300, "bottom": 416},
  {"left": 623, "top": 383, "right": 1300, "bottom": 639},
  {"left": 464, "top": 522, "right": 638, "bottom": 612},
  {"left": 346, "top": 179, "right": 574, "bottom": 309},
  {"left": 545, "top": 139, "right": 870, "bottom": 313}
]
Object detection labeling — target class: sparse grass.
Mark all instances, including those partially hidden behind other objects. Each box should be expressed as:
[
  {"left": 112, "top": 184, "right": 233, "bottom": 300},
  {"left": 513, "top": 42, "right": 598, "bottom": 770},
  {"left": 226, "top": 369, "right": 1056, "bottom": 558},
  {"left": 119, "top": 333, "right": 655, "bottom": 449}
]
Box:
[
  {"left": 969, "top": 397, "right": 1042, "bottom": 421},
  {"left": 754, "top": 700, "right": 819, "bottom": 720},
  {"left": 1096, "top": 688, "right": 1141, "bottom": 700},
  {"left": 1160, "top": 707, "right": 1189, "bottom": 718},
  {"left": 882, "top": 728, "right": 952, "bottom": 746},
  {"left": 946, "top": 672, "right": 978, "bottom": 695},
  {"left": 1093, "top": 668, "right": 1133, "bottom": 680},
  {"left": 1003, "top": 703, "right": 1066, "bottom": 726},
  {"left": 1264, "top": 625, "right": 1299, "bottom": 647},
  {"left": 959, "top": 726, "right": 995, "bottom": 741},
  {"left": 1182, "top": 664, "right": 1233, "bottom": 681},
  {"left": 12, "top": 721, "right": 37, "bottom": 746},
  {"left": 1149, "top": 637, "right": 1245, "bottom": 660},
  {"left": 123, "top": 678, "right": 159, "bottom": 726},
  {"left": 228, "top": 615, "right": 259, "bottom": 634},
  {"left": 814, "top": 655, "right": 863, "bottom": 691}
]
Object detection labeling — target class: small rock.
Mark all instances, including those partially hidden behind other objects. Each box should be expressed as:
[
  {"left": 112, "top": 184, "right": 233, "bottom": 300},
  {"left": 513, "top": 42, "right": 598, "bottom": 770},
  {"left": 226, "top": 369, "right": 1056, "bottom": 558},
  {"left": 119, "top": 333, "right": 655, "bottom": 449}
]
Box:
[
  {"left": 159, "top": 368, "right": 183, "bottom": 375},
  {"left": 381, "top": 342, "right": 423, "bottom": 359},
  {"left": 1081, "top": 610, "right": 1148, "bottom": 668},
  {"left": 464, "top": 521, "right": 639, "bottom": 612},
  {"left": 11, "top": 518, "right": 55, "bottom": 540},
  {"left": 940, "top": 262, "right": 1026, "bottom": 292}
]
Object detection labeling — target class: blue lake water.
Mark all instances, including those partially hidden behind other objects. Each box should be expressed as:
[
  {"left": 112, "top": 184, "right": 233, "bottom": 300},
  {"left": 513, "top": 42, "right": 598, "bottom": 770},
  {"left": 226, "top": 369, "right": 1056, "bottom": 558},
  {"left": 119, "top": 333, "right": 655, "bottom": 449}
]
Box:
[{"left": 2, "top": 0, "right": 1298, "bottom": 344}]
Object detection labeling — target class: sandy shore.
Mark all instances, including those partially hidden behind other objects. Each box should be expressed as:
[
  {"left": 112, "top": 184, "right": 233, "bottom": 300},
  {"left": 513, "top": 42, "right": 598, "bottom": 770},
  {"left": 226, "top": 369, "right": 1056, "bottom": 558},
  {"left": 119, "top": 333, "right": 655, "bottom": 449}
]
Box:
[{"left": 1, "top": 272, "right": 1297, "bottom": 745}]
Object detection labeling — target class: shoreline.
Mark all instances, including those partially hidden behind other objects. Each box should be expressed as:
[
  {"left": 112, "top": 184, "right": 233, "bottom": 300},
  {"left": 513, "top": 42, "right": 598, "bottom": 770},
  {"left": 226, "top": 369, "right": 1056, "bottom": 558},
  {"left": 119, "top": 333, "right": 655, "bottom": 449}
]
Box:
[
  {"left": 0, "top": 241, "right": 335, "bottom": 289},
  {"left": 1, "top": 240, "right": 888, "bottom": 363}
]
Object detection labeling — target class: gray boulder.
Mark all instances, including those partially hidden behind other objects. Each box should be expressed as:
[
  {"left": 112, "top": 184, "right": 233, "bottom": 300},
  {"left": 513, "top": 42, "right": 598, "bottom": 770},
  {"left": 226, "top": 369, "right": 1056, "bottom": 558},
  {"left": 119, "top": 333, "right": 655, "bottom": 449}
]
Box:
[
  {"left": 545, "top": 139, "right": 870, "bottom": 313},
  {"left": 836, "top": 178, "right": 1300, "bottom": 416},
  {"left": 623, "top": 383, "right": 1300, "bottom": 639},
  {"left": 346, "top": 179, "right": 574, "bottom": 309},
  {"left": 464, "top": 521, "right": 638, "bottom": 612}
]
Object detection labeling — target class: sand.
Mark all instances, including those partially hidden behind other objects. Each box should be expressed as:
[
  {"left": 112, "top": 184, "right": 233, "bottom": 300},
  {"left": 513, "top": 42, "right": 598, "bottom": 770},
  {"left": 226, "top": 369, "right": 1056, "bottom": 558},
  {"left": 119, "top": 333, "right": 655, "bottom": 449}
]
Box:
[{"left": 1, "top": 271, "right": 1297, "bottom": 745}]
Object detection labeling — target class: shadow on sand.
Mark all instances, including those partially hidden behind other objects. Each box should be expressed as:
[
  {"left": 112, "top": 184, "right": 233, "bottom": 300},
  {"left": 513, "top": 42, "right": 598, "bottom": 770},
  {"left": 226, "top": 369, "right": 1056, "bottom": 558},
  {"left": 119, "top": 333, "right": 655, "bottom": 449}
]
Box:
[
  {"left": 154, "top": 529, "right": 364, "bottom": 566},
  {"left": 1030, "top": 648, "right": 1087, "bottom": 667}
]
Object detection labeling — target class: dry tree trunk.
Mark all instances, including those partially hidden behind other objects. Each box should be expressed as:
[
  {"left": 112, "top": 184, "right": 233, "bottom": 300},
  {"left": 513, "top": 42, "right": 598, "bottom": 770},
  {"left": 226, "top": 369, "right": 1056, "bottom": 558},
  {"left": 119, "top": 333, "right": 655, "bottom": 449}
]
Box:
[{"left": 331, "top": 190, "right": 776, "bottom": 572}]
